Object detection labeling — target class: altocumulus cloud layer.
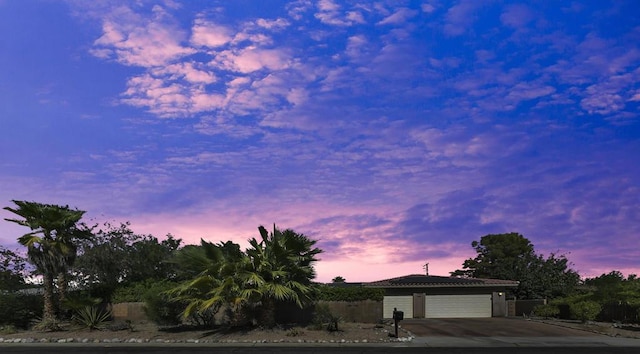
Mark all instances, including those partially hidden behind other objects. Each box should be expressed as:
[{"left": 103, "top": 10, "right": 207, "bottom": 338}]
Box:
[{"left": 0, "top": 0, "right": 638, "bottom": 281}]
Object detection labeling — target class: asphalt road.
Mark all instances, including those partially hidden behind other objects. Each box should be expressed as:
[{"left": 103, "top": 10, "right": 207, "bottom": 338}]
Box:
[{"left": 1, "top": 346, "right": 640, "bottom": 354}]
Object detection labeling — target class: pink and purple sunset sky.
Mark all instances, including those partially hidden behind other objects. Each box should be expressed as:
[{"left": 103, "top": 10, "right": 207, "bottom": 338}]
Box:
[{"left": 1, "top": 0, "right": 639, "bottom": 283}]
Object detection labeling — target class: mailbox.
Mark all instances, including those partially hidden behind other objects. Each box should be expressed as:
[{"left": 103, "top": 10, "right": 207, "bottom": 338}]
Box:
[{"left": 393, "top": 310, "right": 404, "bottom": 321}]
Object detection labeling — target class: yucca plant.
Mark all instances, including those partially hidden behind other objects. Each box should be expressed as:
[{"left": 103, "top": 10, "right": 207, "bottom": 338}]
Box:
[{"left": 73, "top": 305, "right": 112, "bottom": 331}]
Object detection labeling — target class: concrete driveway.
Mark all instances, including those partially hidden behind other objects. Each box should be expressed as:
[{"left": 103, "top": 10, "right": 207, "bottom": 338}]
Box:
[
  {"left": 398, "top": 318, "right": 640, "bottom": 347},
  {"left": 400, "top": 317, "right": 598, "bottom": 337}
]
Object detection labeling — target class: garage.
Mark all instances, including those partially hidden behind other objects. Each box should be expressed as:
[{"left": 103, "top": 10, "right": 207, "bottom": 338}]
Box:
[
  {"left": 366, "top": 274, "right": 518, "bottom": 319},
  {"left": 425, "top": 294, "right": 491, "bottom": 318}
]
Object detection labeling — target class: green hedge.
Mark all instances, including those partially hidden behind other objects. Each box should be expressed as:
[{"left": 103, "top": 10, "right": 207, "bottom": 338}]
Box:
[
  {"left": 317, "top": 286, "right": 384, "bottom": 302},
  {"left": 112, "top": 280, "right": 185, "bottom": 326},
  {"left": 0, "top": 293, "right": 43, "bottom": 329}
]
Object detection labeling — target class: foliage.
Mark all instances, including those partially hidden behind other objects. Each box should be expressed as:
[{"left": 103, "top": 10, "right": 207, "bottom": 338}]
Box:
[
  {"left": 244, "top": 225, "right": 323, "bottom": 327},
  {"left": 311, "top": 303, "right": 342, "bottom": 332},
  {"left": 0, "top": 293, "right": 43, "bottom": 329},
  {"left": 73, "top": 222, "right": 182, "bottom": 303},
  {"left": 4, "top": 200, "right": 92, "bottom": 322},
  {"left": 73, "top": 305, "right": 112, "bottom": 331},
  {"left": 331, "top": 276, "right": 345, "bottom": 283},
  {"left": 143, "top": 286, "right": 185, "bottom": 326},
  {"left": 112, "top": 279, "right": 188, "bottom": 326},
  {"left": 168, "top": 224, "right": 323, "bottom": 328},
  {"left": 0, "top": 246, "right": 28, "bottom": 291},
  {"left": 31, "top": 317, "right": 64, "bottom": 331},
  {"left": 533, "top": 304, "right": 560, "bottom": 318},
  {"left": 584, "top": 271, "right": 640, "bottom": 304},
  {"left": 451, "top": 233, "right": 580, "bottom": 299},
  {"left": 112, "top": 279, "right": 161, "bottom": 303},
  {"left": 317, "top": 285, "right": 384, "bottom": 301},
  {"left": 167, "top": 240, "right": 249, "bottom": 325},
  {"left": 570, "top": 301, "right": 601, "bottom": 323}
]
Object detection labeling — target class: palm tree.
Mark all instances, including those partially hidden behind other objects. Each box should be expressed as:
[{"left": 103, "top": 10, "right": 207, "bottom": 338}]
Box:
[
  {"left": 169, "top": 225, "right": 322, "bottom": 328},
  {"left": 4, "top": 200, "right": 91, "bottom": 324},
  {"left": 245, "top": 225, "right": 322, "bottom": 327},
  {"left": 168, "top": 240, "right": 250, "bottom": 324}
]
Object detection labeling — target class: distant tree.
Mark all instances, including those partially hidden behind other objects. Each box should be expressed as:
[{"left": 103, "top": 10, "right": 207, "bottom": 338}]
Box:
[
  {"left": 332, "top": 276, "right": 346, "bottom": 283},
  {"left": 4, "top": 200, "right": 91, "bottom": 324},
  {"left": 0, "top": 246, "right": 28, "bottom": 291},
  {"left": 585, "top": 271, "right": 640, "bottom": 304},
  {"left": 452, "top": 233, "right": 580, "bottom": 299},
  {"left": 73, "top": 222, "right": 182, "bottom": 302}
]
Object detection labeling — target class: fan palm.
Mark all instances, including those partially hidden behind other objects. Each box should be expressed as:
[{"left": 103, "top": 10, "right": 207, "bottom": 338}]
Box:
[
  {"left": 4, "top": 200, "right": 91, "bottom": 323},
  {"left": 245, "top": 225, "right": 322, "bottom": 327},
  {"left": 168, "top": 240, "right": 250, "bottom": 323}
]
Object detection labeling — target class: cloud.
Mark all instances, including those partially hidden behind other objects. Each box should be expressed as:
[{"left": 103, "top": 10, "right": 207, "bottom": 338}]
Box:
[
  {"left": 314, "top": 0, "right": 361, "bottom": 26},
  {"left": 191, "top": 18, "right": 233, "bottom": 47},
  {"left": 443, "top": 1, "right": 479, "bottom": 36},
  {"left": 377, "top": 8, "right": 418, "bottom": 25},
  {"left": 151, "top": 62, "right": 217, "bottom": 84},
  {"left": 255, "top": 18, "right": 290, "bottom": 30},
  {"left": 421, "top": 4, "right": 436, "bottom": 14},
  {"left": 91, "top": 5, "right": 194, "bottom": 67},
  {"left": 500, "top": 4, "right": 534, "bottom": 29},
  {"left": 213, "top": 47, "right": 291, "bottom": 73}
]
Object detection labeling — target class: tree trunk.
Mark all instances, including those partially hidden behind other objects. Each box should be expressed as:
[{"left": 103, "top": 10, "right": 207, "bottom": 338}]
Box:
[
  {"left": 57, "top": 272, "right": 68, "bottom": 318},
  {"left": 42, "top": 272, "right": 56, "bottom": 323},
  {"left": 258, "top": 298, "right": 277, "bottom": 328},
  {"left": 57, "top": 272, "right": 68, "bottom": 304}
]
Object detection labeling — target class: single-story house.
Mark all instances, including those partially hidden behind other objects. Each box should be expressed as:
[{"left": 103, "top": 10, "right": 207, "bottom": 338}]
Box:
[{"left": 364, "top": 274, "right": 519, "bottom": 319}]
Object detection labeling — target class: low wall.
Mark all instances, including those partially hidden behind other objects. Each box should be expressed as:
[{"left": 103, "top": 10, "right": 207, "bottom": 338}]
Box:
[
  {"left": 112, "top": 300, "right": 383, "bottom": 324},
  {"left": 111, "top": 302, "right": 148, "bottom": 322},
  {"left": 321, "top": 300, "right": 383, "bottom": 323}
]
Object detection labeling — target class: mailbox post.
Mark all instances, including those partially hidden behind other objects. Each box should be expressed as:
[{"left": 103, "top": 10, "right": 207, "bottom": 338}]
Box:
[{"left": 392, "top": 307, "right": 403, "bottom": 338}]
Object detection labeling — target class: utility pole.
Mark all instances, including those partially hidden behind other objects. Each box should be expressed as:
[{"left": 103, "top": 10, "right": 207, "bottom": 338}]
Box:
[{"left": 423, "top": 262, "right": 429, "bottom": 276}]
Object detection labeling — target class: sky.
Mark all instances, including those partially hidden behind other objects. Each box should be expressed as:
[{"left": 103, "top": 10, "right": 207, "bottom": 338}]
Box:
[{"left": 1, "top": 0, "right": 639, "bottom": 283}]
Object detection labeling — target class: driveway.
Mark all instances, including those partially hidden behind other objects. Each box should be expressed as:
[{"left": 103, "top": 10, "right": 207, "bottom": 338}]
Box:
[{"left": 400, "top": 317, "right": 598, "bottom": 337}]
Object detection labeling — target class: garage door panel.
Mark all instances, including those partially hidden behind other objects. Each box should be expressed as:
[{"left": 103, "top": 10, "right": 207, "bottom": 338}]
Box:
[
  {"left": 425, "top": 294, "right": 491, "bottom": 318},
  {"left": 383, "top": 296, "right": 413, "bottom": 319}
]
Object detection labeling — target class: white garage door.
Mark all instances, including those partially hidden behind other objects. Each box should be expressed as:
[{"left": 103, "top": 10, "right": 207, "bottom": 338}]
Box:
[
  {"left": 425, "top": 294, "right": 491, "bottom": 318},
  {"left": 383, "top": 296, "right": 413, "bottom": 319}
]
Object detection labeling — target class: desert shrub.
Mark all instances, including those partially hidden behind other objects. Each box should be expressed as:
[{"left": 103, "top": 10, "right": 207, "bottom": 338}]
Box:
[
  {"left": 111, "top": 280, "right": 157, "bottom": 303},
  {"left": 73, "top": 305, "right": 112, "bottom": 331},
  {"left": 0, "top": 293, "right": 43, "bottom": 329},
  {"left": 533, "top": 304, "right": 560, "bottom": 318},
  {"left": 570, "top": 301, "right": 602, "bottom": 323},
  {"left": 311, "top": 303, "right": 342, "bottom": 332},
  {"left": 317, "top": 286, "right": 384, "bottom": 302},
  {"left": 112, "top": 280, "right": 186, "bottom": 326},
  {"left": 142, "top": 283, "right": 184, "bottom": 326}
]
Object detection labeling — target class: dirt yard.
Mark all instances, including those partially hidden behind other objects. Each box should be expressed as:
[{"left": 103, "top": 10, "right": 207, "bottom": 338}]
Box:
[{"left": 0, "top": 321, "right": 403, "bottom": 343}]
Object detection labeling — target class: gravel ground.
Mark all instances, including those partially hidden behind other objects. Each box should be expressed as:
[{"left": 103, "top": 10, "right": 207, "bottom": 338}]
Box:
[{"left": 0, "top": 321, "right": 411, "bottom": 344}]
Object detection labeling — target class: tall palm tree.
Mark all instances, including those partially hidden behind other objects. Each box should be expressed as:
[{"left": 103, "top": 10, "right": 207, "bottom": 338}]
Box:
[{"left": 4, "top": 200, "right": 91, "bottom": 323}]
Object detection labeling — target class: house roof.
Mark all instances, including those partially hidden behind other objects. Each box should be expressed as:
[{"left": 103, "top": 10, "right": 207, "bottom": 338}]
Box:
[{"left": 364, "top": 274, "right": 519, "bottom": 288}]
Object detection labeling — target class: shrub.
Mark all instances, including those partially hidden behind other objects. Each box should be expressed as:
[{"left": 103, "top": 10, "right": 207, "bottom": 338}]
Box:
[
  {"left": 570, "top": 301, "right": 602, "bottom": 323},
  {"left": 0, "top": 293, "right": 43, "bottom": 329},
  {"left": 533, "top": 304, "right": 560, "bottom": 318},
  {"left": 73, "top": 306, "right": 112, "bottom": 331},
  {"left": 317, "top": 286, "right": 384, "bottom": 301},
  {"left": 112, "top": 280, "right": 187, "bottom": 326},
  {"left": 311, "top": 303, "right": 342, "bottom": 332}
]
